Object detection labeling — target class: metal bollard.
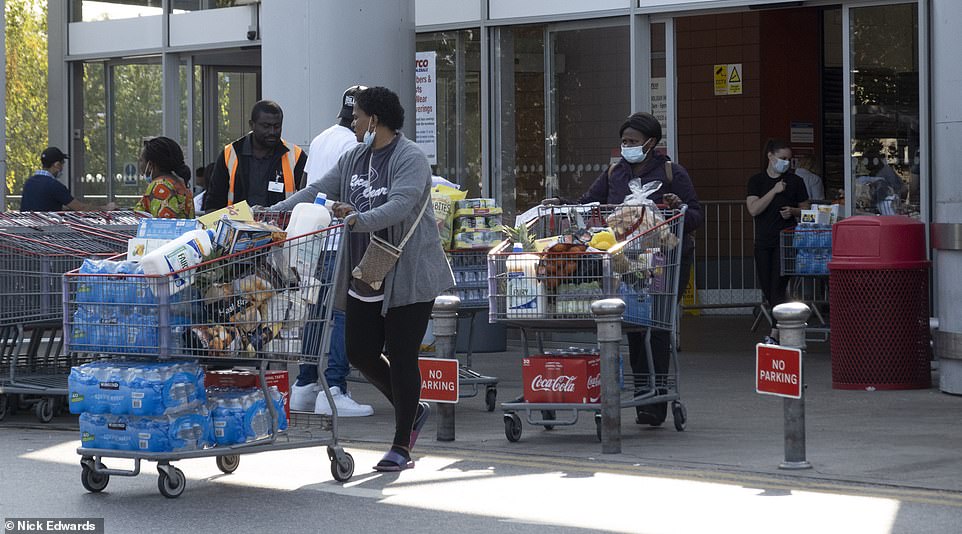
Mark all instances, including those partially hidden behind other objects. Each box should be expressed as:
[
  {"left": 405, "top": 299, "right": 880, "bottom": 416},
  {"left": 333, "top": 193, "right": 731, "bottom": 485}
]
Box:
[
  {"left": 432, "top": 295, "right": 460, "bottom": 442},
  {"left": 773, "top": 302, "right": 812, "bottom": 470},
  {"left": 591, "top": 298, "right": 625, "bottom": 454}
]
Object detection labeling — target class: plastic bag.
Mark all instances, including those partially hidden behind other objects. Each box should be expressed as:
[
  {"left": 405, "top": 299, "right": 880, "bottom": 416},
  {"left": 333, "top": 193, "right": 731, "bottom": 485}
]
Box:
[{"left": 606, "top": 180, "right": 676, "bottom": 248}]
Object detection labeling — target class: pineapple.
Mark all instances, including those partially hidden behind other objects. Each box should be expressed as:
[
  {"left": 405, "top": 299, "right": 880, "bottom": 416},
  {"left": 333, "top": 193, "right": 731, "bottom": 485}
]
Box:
[{"left": 502, "top": 222, "right": 536, "bottom": 251}]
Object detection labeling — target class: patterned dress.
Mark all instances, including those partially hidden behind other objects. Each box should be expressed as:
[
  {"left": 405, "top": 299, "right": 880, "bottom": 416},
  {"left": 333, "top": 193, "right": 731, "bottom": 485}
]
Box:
[{"left": 138, "top": 175, "right": 195, "bottom": 219}]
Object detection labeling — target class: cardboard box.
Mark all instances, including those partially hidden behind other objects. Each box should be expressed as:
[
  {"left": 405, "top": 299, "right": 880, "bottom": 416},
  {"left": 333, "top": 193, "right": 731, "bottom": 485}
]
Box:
[
  {"left": 197, "top": 200, "right": 254, "bottom": 229},
  {"left": 137, "top": 218, "right": 202, "bottom": 239},
  {"left": 205, "top": 369, "right": 290, "bottom": 418},
  {"left": 799, "top": 209, "right": 830, "bottom": 226},
  {"left": 522, "top": 354, "right": 601, "bottom": 404},
  {"left": 213, "top": 219, "right": 285, "bottom": 254},
  {"left": 126, "top": 237, "right": 168, "bottom": 261}
]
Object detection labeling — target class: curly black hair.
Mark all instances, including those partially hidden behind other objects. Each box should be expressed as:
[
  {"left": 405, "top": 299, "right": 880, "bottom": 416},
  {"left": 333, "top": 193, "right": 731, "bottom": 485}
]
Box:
[
  {"left": 251, "top": 100, "right": 283, "bottom": 122},
  {"left": 355, "top": 86, "right": 405, "bottom": 131},
  {"left": 142, "top": 136, "right": 191, "bottom": 184}
]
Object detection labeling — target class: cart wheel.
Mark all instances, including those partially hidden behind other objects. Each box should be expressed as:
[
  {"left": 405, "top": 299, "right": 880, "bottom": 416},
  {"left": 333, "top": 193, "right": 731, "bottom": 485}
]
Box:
[
  {"left": 81, "top": 462, "right": 109, "bottom": 493},
  {"left": 330, "top": 452, "right": 354, "bottom": 482},
  {"left": 157, "top": 466, "right": 186, "bottom": 498},
  {"left": 484, "top": 388, "right": 497, "bottom": 412},
  {"left": 216, "top": 455, "right": 240, "bottom": 474},
  {"left": 541, "top": 410, "right": 556, "bottom": 431},
  {"left": 672, "top": 401, "right": 687, "bottom": 432},
  {"left": 35, "top": 398, "right": 54, "bottom": 423},
  {"left": 0, "top": 394, "right": 8, "bottom": 421},
  {"left": 595, "top": 413, "right": 602, "bottom": 442},
  {"left": 504, "top": 414, "right": 522, "bottom": 442}
]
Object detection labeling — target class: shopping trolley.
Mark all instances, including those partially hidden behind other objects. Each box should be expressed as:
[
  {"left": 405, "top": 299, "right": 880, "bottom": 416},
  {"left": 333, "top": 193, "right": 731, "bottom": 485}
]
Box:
[
  {"left": 447, "top": 249, "right": 499, "bottom": 411},
  {"left": 0, "top": 223, "right": 131, "bottom": 422},
  {"left": 780, "top": 226, "right": 832, "bottom": 342},
  {"left": 64, "top": 222, "right": 355, "bottom": 497},
  {"left": 488, "top": 204, "right": 688, "bottom": 441}
]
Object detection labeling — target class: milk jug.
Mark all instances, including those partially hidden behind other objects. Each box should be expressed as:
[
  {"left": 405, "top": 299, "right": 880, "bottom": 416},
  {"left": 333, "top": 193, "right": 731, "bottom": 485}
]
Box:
[
  {"left": 139, "top": 229, "right": 214, "bottom": 295},
  {"left": 284, "top": 193, "right": 334, "bottom": 282},
  {"left": 505, "top": 243, "right": 544, "bottom": 318}
]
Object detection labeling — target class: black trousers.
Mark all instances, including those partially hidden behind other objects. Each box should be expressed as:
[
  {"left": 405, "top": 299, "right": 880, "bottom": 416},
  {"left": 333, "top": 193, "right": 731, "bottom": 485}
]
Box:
[
  {"left": 345, "top": 297, "right": 434, "bottom": 448},
  {"left": 754, "top": 245, "right": 788, "bottom": 309},
  {"left": 627, "top": 250, "right": 693, "bottom": 421}
]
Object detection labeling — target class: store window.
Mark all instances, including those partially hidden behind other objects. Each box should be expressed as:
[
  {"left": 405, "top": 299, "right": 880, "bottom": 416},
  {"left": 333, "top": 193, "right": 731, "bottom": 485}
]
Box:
[
  {"left": 416, "top": 30, "right": 482, "bottom": 197},
  {"left": 495, "top": 23, "right": 630, "bottom": 220},
  {"left": 71, "top": 1, "right": 164, "bottom": 22},
  {"left": 849, "top": 3, "right": 920, "bottom": 218}
]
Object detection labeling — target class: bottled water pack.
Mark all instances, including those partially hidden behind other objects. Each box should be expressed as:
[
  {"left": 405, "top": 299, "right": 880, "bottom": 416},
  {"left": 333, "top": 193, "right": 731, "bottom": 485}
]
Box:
[
  {"left": 69, "top": 360, "right": 206, "bottom": 416},
  {"left": 208, "top": 386, "right": 288, "bottom": 446},
  {"left": 79, "top": 408, "right": 213, "bottom": 452}
]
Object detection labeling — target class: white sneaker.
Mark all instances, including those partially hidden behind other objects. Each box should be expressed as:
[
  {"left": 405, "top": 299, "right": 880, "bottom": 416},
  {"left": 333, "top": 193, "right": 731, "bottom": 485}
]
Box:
[
  {"left": 315, "top": 386, "right": 373, "bottom": 417},
  {"left": 290, "top": 383, "right": 320, "bottom": 412}
]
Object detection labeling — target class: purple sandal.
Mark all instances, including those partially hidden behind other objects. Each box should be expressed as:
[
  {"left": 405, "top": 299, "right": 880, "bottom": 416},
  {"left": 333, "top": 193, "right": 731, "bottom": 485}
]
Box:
[
  {"left": 374, "top": 449, "right": 415, "bottom": 472},
  {"left": 409, "top": 401, "right": 431, "bottom": 450}
]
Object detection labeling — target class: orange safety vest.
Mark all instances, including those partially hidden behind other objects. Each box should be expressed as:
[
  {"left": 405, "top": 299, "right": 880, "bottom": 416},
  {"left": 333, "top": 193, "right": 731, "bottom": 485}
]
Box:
[{"left": 224, "top": 139, "right": 302, "bottom": 206}]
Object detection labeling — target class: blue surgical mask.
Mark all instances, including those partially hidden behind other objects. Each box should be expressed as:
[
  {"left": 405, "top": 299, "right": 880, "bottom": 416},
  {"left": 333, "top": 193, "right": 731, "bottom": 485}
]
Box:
[
  {"left": 621, "top": 142, "right": 648, "bottom": 164},
  {"left": 362, "top": 120, "right": 376, "bottom": 147},
  {"left": 774, "top": 158, "right": 791, "bottom": 174}
]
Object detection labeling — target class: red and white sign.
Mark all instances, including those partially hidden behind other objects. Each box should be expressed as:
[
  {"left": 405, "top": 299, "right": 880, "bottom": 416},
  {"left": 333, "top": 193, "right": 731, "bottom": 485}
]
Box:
[
  {"left": 419, "top": 357, "right": 459, "bottom": 403},
  {"left": 522, "top": 354, "right": 600, "bottom": 404},
  {"left": 756, "top": 344, "right": 802, "bottom": 399}
]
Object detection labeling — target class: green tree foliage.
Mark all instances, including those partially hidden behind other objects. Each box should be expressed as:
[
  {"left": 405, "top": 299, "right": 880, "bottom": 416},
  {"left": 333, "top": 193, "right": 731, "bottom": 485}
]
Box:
[{"left": 5, "top": 0, "right": 48, "bottom": 200}]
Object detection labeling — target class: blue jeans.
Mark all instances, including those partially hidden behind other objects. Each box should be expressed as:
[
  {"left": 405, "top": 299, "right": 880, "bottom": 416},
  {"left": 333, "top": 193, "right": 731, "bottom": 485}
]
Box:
[{"left": 295, "top": 250, "right": 349, "bottom": 392}]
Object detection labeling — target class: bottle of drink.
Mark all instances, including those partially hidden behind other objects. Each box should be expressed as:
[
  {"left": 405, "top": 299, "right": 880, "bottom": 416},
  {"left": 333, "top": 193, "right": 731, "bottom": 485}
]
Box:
[
  {"left": 284, "top": 193, "right": 334, "bottom": 283},
  {"left": 139, "top": 229, "right": 215, "bottom": 295},
  {"left": 505, "top": 243, "right": 544, "bottom": 318}
]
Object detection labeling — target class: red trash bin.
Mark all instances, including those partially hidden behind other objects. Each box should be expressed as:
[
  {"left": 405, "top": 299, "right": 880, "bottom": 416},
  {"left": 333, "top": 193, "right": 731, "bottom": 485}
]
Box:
[{"left": 829, "top": 216, "right": 931, "bottom": 390}]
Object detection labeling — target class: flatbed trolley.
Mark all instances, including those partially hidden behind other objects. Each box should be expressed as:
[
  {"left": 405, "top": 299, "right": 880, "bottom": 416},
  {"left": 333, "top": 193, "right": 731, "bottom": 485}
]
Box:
[
  {"left": 448, "top": 249, "right": 499, "bottom": 411},
  {"left": 63, "top": 222, "right": 355, "bottom": 497},
  {"left": 780, "top": 226, "right": 831, "bottom": 342},
  {"left": 0, "top": 224, "right": 132, "bottom": 422},
  {"left": 488, "top": 204, "right": 688, "bottom": 441}
]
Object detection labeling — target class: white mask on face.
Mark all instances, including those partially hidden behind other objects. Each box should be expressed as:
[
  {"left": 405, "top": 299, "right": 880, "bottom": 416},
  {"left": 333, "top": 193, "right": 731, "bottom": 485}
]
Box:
[
  {"left": 362, "top": 118, "right": 376, "bottom": 147},
  {"left": 773, "top": 158, "right": 791, "bottom": 175},
  {"left": 621, "top": 139, "right": 650, "bottom": 164}
]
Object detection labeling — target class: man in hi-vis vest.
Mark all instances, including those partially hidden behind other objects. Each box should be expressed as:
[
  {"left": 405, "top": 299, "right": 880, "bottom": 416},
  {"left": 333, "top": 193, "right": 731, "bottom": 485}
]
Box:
[{"left": 203, "top": 100, "right": 308, "bottom": 211}]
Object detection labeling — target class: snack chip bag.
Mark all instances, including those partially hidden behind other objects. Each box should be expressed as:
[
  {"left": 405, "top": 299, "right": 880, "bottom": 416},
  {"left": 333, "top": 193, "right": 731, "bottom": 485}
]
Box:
[{"left": 431, "top": 184, "right": 468, "bottom": 249}]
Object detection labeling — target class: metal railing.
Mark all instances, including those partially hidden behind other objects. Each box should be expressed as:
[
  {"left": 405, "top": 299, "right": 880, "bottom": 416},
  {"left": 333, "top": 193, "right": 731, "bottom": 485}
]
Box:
[{"left": 686, "top": 200, "right": 762, "bottom": 313}]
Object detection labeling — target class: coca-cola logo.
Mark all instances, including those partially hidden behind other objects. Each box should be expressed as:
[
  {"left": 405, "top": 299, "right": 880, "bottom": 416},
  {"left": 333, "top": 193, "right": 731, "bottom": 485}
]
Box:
[
  {"left": 530, "top": 374, "right": 577, "bottom": 392},
  {"left": 586, "top": 374, "right": 601, "bottom": 389}
]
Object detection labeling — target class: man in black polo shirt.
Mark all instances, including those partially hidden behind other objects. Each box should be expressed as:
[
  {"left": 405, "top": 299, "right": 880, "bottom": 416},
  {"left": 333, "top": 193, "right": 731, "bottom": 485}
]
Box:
[{"left": 20, "top": 147, "right": 115, "bottom": 211}]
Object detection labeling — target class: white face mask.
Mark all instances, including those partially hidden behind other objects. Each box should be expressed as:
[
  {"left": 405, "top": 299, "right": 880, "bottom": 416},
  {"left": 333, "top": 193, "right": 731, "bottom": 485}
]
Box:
[
  {"left": 621, "top": 140, "right": 650, "bottom": 164},
  {"left": 362, "top": 118, "right": 376, "bottom": 147},
  {"left": 773, "top": 158, "right": 791, "bottom": 174}
]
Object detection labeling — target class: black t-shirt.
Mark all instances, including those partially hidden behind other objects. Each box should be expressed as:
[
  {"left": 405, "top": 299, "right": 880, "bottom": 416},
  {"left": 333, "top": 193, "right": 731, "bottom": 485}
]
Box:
[
  {"left": 348, "top": 136, "right": 400, "bottom": 300},
  {"left": 20, "top": 173, "right": 73, "bottom": 211},
  {"left": 747, "top": 171, "right": 809, "bottom": 248}
]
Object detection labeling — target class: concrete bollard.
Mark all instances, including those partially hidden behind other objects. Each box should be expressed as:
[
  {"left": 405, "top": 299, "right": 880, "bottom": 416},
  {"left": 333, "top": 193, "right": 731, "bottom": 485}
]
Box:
[
  {"left": 432, "top": 295, "right": 460, "bottom": 442},
  {"left": 773, "top": 302, "right": 812, "bottom": 470},
  {"left": 592, "top": 298, "right": 625, "bottom": 454}
]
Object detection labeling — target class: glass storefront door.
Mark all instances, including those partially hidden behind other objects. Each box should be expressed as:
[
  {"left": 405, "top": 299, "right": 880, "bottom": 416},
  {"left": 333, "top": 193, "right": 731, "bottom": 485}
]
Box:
[{"left": 846, "top": 2, "right": 921, "bottom": 218}]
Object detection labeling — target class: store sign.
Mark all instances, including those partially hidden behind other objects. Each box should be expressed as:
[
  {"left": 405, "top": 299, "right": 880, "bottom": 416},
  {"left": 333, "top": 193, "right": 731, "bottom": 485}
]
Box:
[
  {"left": 651, "top": 78, "right": 669, "bottom": 152},
  {"left": 419, "top": 357, "right": 459, "bottom": 403},
  {"left": 415, "top": 51, "right": 438, "bottom": 165},
  {"left": 713, "top": 63, "right": 743, "bottom": 96},
  {"left": 756, "top": 344, "right": 802, "bottom": 399}
]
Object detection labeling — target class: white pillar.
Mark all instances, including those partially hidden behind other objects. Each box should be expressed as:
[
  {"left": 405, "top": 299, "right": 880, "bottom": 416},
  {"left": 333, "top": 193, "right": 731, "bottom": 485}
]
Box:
[{"left": 260, "top": 0, "right": 416, "bottom": 148}]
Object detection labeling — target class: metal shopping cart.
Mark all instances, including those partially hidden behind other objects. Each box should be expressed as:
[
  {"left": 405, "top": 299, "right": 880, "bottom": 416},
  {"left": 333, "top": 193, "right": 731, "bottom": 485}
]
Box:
[
  {"left": 0, "top": 223, "right": 132, "bottom": 422},
  {"left": 488, "top": 204, "right": 687, "bottom": 441},
  {"left": 63, "top": 222, "right": 355, "bottom": 497},
  {"left": 447, "top": 249, "right": 499, "bottom": 411},
  {"left": 780, "top": 226, "right": 831, "bottom": 342}
]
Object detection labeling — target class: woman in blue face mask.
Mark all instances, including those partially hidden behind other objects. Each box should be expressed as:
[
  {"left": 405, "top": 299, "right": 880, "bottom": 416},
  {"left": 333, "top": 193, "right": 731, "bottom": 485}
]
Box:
[
  {"left": 745, "top": 139, "right": 811, "bottom": 344},
  {"left": 544, "top": 111, "right": 704, "bottom": 427}
]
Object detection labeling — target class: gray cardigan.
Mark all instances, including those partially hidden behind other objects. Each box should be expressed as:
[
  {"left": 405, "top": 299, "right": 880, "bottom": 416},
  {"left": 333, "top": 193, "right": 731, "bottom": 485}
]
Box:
[{"left": 272, "top": 133, "right": 454, "bottom": 315}]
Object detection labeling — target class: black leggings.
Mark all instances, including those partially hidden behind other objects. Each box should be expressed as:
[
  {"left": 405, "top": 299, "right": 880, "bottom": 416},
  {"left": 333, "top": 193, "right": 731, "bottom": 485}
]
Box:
[
  {"left": 345, "top": 297, "right": 433, "bottom": 449},
  {"left": 754, "top": 245, "right": 788, "bottom": 309}
]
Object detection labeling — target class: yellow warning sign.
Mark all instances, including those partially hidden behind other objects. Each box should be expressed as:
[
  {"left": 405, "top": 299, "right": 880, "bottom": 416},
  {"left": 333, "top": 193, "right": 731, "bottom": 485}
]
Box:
[{"left": 713, "top": 63, "right": 743, "bottom": 96}]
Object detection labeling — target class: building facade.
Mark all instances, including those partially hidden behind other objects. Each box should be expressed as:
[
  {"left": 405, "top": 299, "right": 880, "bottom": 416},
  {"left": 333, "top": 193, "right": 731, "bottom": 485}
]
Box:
[{"left": 39, "top": 0, "right": 962, "bottom": 383}]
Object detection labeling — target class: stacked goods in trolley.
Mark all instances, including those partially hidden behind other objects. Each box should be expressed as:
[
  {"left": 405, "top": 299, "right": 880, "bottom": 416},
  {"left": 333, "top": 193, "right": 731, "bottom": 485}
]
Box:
[
  {"left": 0, "top": 223, "right": 130, "bottom": 423},
  {"left": 64, "top": 212, "right": 355, "bottom": 498},
  {"left": 440, "top": 197, "right": 503, "bottom": 411},
  {"left": 488, "top": 181, "right": 688, "bottom": 442},
  {"left": 780, "top": 205, "right": 838, "bottom": 341}
]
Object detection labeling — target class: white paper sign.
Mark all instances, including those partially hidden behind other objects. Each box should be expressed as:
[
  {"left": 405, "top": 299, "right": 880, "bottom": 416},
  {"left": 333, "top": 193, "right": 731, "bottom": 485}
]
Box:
[{"left": 415, "top": 51, "right": 438, "bottom": 165}]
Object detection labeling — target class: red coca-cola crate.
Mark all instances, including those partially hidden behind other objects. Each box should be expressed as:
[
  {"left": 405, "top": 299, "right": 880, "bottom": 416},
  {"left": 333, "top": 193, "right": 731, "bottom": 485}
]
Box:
[
  {"left": 522, "top": 354, "right": 601, "bottom": 404},
  {"left": 205, "top": 369, "right": 290, "bottom": 418}
]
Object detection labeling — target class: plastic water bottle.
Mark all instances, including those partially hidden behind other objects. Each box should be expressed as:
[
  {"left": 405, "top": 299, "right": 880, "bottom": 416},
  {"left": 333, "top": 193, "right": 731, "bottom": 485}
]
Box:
[
  {"left": 284, "top": 193, "right": 334, "bottom": 282},
  {"left": 139, "top": 229, "right": 215, "bottom": 295},
  {"left": 505, "top": 243, "right": 544, "bottom": 318}
]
